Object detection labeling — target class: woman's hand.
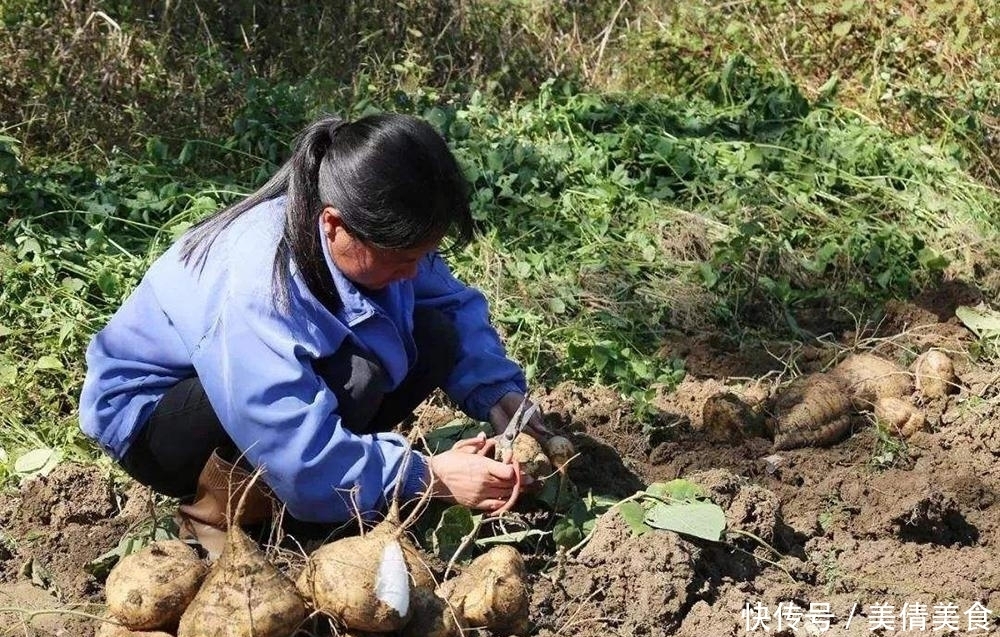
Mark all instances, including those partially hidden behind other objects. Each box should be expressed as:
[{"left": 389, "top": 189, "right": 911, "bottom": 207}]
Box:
[
  {"left": 488, "top": 392, "right": 552, "bottom": 438},
  {"left": 427, "top": 433, "right": 521, "bottom": 512}
]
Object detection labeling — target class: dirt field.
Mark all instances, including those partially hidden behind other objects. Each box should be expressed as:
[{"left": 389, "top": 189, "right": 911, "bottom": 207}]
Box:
[{"left": 1, "top": 286, "right": 998, "bottom": 636}]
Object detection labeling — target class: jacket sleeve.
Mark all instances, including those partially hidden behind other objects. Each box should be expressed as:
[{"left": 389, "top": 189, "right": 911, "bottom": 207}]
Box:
[
  {"left": 190, "top": 289, "right": 428, "bottom": 523},
  {"left": 412, "top": 253, "right": 526, "bottom": 421}
]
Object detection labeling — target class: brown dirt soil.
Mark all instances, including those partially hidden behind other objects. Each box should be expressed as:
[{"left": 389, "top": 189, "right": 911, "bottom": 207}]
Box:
[
  {"left": 0, "top": 463, "right": 148, "bottom": 635},
  {"left": 1, "top": 288, "right": 999, "bottom": 636}
]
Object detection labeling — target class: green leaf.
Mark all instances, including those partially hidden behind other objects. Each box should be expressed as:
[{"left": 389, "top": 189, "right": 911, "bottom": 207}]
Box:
[
  {"left": 0, "top": 324, "right": 11, "bottom": 337},
  {"left": 698, "top": 263, "right": 719, "bottom": 288},
  {"left": 61, "top": 277, "right": 86, "bottom": 293},
  {"left": 831, "top": 21, "right": 852, "bottom": 37},
  {"left": 956, "top": 305, "right": 1000, "bottom": 338},
  {"left": 430, "top": 505, "right": 475, "bottom": 561},
  {"left": 646, "top": 479, "right": 706, "bottom": 502},
  {"left": 14, "top": 448, "right": 61, "bottom": 477},
  {"left": 423, "top": 107, "right": 451, "bottom": 134},
  {"left": 548, "top": 297, "right": 566, "bottom": 314},
  {"left": 85, "top": 517, "right": 180, "bottom": 577},
  {"left": 421, "top": 419, "right": 491, "bottom": 454},
  {"left": 169, "top": 221, "right": 194, "bottom": 241},
  {"left": 618, "top": 500, "right": 652, "bottom": 535},
  {"left": 552, "top": 515, "right": 583, "bottom": 548},
  {"left": 917, "top": 247, "right": 948, "bottom": 271},
  {"left": 96, "top": 269, "right": 119, "bottom": 297},
  {"left": 644, "top": 499, "right": 726, "bottom": 542},
  {"left": 35, "top": 355, "right": 64, "bottom": 371},
  {"left": 178, "top": 141, "right": 196, "bottom": 165}
]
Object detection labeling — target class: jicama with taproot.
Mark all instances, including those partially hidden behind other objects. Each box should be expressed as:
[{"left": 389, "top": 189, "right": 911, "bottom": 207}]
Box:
[{"left": 176, "top": 477, "right": 307, "bottom": 637}]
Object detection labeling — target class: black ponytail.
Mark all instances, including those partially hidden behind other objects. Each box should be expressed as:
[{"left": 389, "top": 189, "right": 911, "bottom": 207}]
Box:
[{"left": 181, "top": 113, "right": 473, "bottom": 313}]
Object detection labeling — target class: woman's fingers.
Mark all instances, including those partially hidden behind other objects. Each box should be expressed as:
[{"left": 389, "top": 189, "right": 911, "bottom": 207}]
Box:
[
  {"left": 478, "top": 498, "right": 509, "bottom": 511},
  {"left": 488, "top": 462, "right": 522, "bottom": 516},
  {"left": 486, "top": 460, "right": 516, "bottom": 481},
  {"left": 451, "top": 432, "right": 487, "bottom": 452}
]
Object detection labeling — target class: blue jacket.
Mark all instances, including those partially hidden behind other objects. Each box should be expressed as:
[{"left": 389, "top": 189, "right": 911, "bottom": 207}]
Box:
[{"left": 79, "top": 196, "right": 525, "bottom": 522}]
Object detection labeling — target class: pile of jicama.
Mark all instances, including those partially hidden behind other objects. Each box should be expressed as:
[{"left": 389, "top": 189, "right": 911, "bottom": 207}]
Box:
[{"left": 97, "top": 434, "right": 576, "bottom": 637}]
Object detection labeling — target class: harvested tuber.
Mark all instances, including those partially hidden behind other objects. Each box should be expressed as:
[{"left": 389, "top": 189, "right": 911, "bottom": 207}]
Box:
[
  {"left": 96, "top": 619, "right": 173, "bottom": 637},
  {"left": 769, "top": 374, "right": 853, "bottom": 450},
  {"left": 875, "top": 397, "right": 926, "bottom": 437},
  {"left": 176, "top": 479, "right": 307, "bottom": 637},
  {"left": 913, "top": 350, "right": 957, "bottom": 399},
  {"left": 400, "top": 587, "right": 467, "bottom": 637},
  {"left": 543, "top": 435, "right": 576, "bottom": 470},
  {"left": 438, "top": 545, "right": 529, "bottom": 636},
  {"left": 831, "top": 353, "right": 912, "bottom": 409},
  {"left": 702, "top": 393, "right": 764, "bottom": 442},
  {"left": 298, "top": 513, "right": 435, "bottom": 632},
  {"left": 510, "top": 433, "right": 553, "bottom": 480},
  {"left": 104, "top": 539, "right": 207, "bottom": 631}
]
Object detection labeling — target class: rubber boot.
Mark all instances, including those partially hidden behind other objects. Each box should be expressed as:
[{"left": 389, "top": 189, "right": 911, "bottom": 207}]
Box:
[{"left": 176, "top": 449, "right": 277, "bottom": 559}]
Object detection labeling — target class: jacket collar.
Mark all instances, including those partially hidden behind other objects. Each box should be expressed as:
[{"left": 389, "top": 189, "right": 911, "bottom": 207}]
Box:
[{"left": 317, "top": 215, "right": 377, "bottom": 326}]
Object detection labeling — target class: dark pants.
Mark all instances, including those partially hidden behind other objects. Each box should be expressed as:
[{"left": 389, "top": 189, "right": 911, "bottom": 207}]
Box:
[{"left": 120, "top": 307, "right": 458, "bottom": 501}]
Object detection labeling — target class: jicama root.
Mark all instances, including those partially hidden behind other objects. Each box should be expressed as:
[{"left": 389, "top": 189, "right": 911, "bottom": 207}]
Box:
[
  {"left": 438, "top": 545, "right": 529, "bottom": 637},
  {"left": 104, "top": 539, "right": 207, "bottom": 631},
  {"left": 912, "top": 350, "right": 957, "bottom": 399},
  {"left": 176, "top": 473, "right": 307, "bottom": 637},
  {"left": 543, "top": 435, "right": 576, "bottom": 471},
  {"left": 400, "top": 587, "right": 467, "bottom": 637}
]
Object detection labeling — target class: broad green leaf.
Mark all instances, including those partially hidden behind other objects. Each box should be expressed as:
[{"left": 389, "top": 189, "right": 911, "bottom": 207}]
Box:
[
  {"left": 0, "top": 324, "right": 11, "bottom": 337},
  {"left": 917, "top": 247, "right": 948, "bottom": 271},
  {"left": 85, "top": 516, "right": 180, "bottom": 577},
  {"left": 646, "top": 479, "right": 706, "bottom": 502},
  {"left": 644, "top": 499, "right": 726, "bottom": 542},
  {"left": 14, "top": 448, "right": 61, "bottom": 477},
  {"left": 618, "top": 500, "right": 652, "bottom": 535},
  {"left": 430, "top": 505, "right": 475, "bottom": 561},
  {"left": 96, "top": 270, "right": 119, "bottom": 297},
  {"left": 35, "top": 355, "right": 64, "bottom": 371},
  {"left": 61, "top": 277, "right": 85, "bottom": 293},
  {"left": 421, "top": 419, "right": 491, "bottom": 454},
  {"left": 956, "top": 305, "right": 1000, "bottom": 338},
  {"left": 552, "top": 515, "right": 583, "bottom": 548}
]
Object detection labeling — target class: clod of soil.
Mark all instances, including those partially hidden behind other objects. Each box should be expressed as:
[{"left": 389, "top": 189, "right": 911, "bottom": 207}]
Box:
[
  {"left": 840, "top": 474, "right": 979, "bottom": 547},
  {"left": 533, "top": 512, "right": 699, "bottom": 637},
  {"left": 687, "top": 469, "right": 782, "bottom": 544}
]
